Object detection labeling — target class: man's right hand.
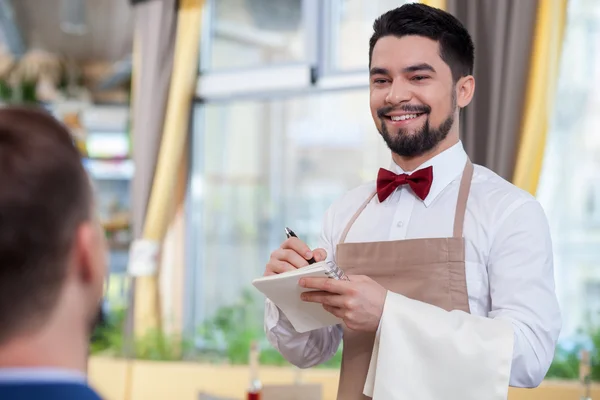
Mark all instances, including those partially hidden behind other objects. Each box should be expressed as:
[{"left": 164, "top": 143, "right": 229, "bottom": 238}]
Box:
[{"left": 264, "top": 238, "right": 327, "bottom": 276}]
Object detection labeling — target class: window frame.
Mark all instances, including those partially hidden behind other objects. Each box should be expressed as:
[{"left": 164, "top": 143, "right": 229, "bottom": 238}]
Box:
[
  {"left": 195, "top": 0, "right": 371, "bottom": 101},
  {"left": 186, "top": 0, "right": 389, "bottom": 334}
]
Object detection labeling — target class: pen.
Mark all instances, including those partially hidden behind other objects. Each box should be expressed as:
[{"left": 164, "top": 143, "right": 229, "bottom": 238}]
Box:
[{"left": 285, "top": 227, "right": 316, "bottom": 264}]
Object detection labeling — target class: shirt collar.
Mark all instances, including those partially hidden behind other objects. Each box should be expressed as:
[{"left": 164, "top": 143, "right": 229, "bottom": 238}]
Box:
[
  {"left": 389, "top": 140, "right": 468, "bottom": 207},
  {"left": 0, "top": 368, "right": 87, "bottom": 384}
]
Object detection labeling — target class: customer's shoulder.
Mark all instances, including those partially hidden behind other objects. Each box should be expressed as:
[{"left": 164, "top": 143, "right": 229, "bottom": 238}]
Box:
[{"left": 0, "top": 382, "right": 102, "bottom": 400}]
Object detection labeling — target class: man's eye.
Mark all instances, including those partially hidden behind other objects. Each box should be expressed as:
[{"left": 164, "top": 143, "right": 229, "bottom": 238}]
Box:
[
  {"left": 373, "top": 79, "right": 388, "bottom": 84},
  {"left": 412, "top": 76, "right": 429, "bottom": 81}
]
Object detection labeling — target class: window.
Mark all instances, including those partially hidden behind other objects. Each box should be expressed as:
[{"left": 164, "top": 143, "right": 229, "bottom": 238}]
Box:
[
  {"left": 202, "top": 0, "right": 307, "bottom": 71},
  {"left": 326, "top": 0, "right": 415, "bottom": 72},
  {"left": 188, "top": 91, "right": 389, "bottom": 325},
  {"left": 585, "top": 281, "right": 600, "bottom": 328},
  {"left": 537, "top": 0, "right": 600, "bottom": 339},
  {"left": 188, "top": 0, "right": 439, "bottom": 365}
]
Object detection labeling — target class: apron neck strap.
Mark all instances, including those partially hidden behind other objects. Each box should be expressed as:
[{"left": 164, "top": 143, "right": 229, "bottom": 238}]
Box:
[
  {"left": 338, "top": 159, "right": 474, "bottom": 244},
  {"left": 453, "top": 159, "right": 474, "bottom": 238},
  {"left": 339, "top": 191, "right": 377, "bottom": 244}
]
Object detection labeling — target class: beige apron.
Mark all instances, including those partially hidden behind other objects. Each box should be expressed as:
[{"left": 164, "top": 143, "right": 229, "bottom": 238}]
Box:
[{"left": 335, "top": 160, "right": 476, "bottom": 399}]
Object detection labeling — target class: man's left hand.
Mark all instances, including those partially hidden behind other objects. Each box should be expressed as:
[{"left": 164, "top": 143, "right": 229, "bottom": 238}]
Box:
[{"left": 299, "top": 275, "right": 387, "bottom": 332}]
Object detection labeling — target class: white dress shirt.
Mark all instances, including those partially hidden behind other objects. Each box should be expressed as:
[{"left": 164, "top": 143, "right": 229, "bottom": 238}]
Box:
[
  {"left": 264, "top": 141, "right": 561, "bottom": 388},
  {"left": 0, "top": 367, "right": 86, "bottom": 384}
]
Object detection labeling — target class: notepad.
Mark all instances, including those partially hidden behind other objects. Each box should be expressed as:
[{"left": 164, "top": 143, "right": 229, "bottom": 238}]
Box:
[{"left": 252, "top": 261, "right": 344, "bottom": 333}]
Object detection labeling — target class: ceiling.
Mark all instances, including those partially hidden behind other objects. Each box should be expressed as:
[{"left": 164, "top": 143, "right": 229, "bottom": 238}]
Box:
[{"left": 10, "top": 0, "right": 133, "bottom": 63}]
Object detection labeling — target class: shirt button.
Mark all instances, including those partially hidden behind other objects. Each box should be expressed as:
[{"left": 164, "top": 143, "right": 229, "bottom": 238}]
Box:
[{"left": 397, "top": 221, "right": 404, "bottom": 228}]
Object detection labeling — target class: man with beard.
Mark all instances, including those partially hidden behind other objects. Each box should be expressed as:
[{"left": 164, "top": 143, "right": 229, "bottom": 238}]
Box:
[
  {"left": 263, "top": 4, "right": 560, "bottom": 400},
  {"left": 0, "top": 107, "right": 107, "bottom": 400}
]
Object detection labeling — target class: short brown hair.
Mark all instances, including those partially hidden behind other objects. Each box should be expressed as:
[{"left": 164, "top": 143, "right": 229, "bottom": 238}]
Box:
[
  {"left": 369, "top": 4, "right": 474, "bottom": 82},
  {"left": 0, "top": 106, "right": 92, "bottom": 343}
]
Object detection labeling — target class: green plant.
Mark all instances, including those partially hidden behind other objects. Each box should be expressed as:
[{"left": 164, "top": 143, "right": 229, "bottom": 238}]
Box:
[
  {"left": 544, "top": 324, "right": 600, "bottom": 382},
  {"left": 196, "top": 289, "right": 268, "bottom": 365},
  {"left": 0, "top": 80, "right": 12, "bottom": 100},
  {"left": 90, "top": 307, "right": 193, "bottom": 361},
  {"left": 195, "top": 289, "right": 343, "bottom": 368},
  {"left": 588, "top": 326, "right": 600, "bottom": 382},
  {"left": 134, "top": 329, "right": 194, "bottom": 361},
  {"left": 90, "top": 307, "right": 125, "bottom": 354},
  {"left": 90, "top": 291, "right": 344, "bottom": 369},
  {"left": 546, "top": 343, "right": 581, "bottom": 380},
  {"left": 0, "top": 79, "right": 38, "bottom": 104}
]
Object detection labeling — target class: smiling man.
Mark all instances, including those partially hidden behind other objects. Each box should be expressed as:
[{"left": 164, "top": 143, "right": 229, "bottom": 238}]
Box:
[{"left": 263, "top": 3, "right": 561, "bottom": 400}]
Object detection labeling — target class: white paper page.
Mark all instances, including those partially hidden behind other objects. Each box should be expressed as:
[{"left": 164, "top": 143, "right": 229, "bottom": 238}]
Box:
[{"left": 252, "top": 264, "right": 342, "bottom": 333}]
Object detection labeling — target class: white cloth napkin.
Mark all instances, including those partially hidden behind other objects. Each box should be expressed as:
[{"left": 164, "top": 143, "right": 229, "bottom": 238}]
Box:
[{"left": 364, "top": 291, "right": 514, "bottom": 400}]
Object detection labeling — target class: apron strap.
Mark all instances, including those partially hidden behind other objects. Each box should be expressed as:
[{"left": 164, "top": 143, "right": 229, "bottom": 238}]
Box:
[
  {"left": 340, "top": 159, "right": 474, "bottom": 243},
  {"left": 339, "top": 191, "right": 377, "bottom": 244},
  {"left": 453, "top": 159, "right": 474, "bottom": 238}
]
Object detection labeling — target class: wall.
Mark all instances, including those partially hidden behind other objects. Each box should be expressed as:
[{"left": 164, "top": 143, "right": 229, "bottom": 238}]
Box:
[{"left": 89, "top": 356, "right": 597, "bottom": 400}]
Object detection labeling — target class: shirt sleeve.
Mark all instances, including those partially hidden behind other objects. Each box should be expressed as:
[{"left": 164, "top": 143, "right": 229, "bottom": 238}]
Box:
[
  {"left": 263, "top": 203, "right": 343, "bottom": 367},
  {"left": 487, "top": 199, "right": 562, "bottom": 387},
  {"left": 264, "top": 299, "right": 343, "bottom": 367}
]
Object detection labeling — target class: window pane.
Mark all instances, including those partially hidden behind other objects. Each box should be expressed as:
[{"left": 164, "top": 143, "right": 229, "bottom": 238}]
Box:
[
  {"left": 189, "top": 90, "right": 389, "bottom": 339},
  {"left": 330, "top": 0, "right": 414, "bottom": 71},
  {"left": 536, "top": 0, "right": 600, "bottom": 342},
  {"left": 207, "top": 0, "right": 306, "bottom": 70}
]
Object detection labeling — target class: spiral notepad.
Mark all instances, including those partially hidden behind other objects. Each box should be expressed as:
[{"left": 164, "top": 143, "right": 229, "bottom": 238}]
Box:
[
  {"left": 252, "top": 261, "right": 347, "bottom": 332},
  {"left": 323, "top": 261, "right": 350, "bottom": 281}
]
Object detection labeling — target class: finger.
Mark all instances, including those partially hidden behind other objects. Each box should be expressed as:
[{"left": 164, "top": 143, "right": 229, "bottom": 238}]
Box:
[
  {"left": 323, "top": 304, "right": 345, "bottom": 318},
  {"left": 299, "top": 277, "right": 349, "bottom": 294},
  {"left": 265, "top": 260, "right": 296, "bottom": 275},
  {"left": 312, "top": 248, "right": 328, "bottom": 262},
  {"left": 281, "top": 238, "right": 314, "bottom": 262},
  {"left": 271, "top": 248, "right": 309, "bottom": 268},
  {"left": 301, "top": 291, "right": 345, "bottom": 307}
]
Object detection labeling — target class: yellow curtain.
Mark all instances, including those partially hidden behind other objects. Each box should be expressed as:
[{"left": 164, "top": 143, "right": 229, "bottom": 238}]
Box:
[
  {"left": 512, "top": 0, "right": 568, "bottom": 195},
  {"left": 123, "top": 1, "right": 202, "bottom": 399},
  {"left": 421, "top": 0, "right": 446, "bottom": 9},
  {"left": 134, "top": 0, "right": 204, "bottom": 336},
  {"left": 158, "top": 151, "right": 189, "bottom": 337}
]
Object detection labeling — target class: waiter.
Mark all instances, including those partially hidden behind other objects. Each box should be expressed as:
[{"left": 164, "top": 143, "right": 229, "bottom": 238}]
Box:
[{"left": 263, "top": 3, "right": 561, "bottom": 400}]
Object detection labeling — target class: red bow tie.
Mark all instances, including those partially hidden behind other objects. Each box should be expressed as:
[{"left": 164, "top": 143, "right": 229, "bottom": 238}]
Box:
[{"left": 376, "top": 166, "right": 433, "bottom": 202}]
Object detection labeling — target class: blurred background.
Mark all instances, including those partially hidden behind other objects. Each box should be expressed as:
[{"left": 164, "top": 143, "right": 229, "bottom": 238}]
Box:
[{"left": 0, "top": 0, "right": 598, "bottom": 399}]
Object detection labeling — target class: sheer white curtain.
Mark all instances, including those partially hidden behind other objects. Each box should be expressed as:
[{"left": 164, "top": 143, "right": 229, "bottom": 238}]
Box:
[{"left": 537, "top": 0, "right": 600, "bottom": 340}]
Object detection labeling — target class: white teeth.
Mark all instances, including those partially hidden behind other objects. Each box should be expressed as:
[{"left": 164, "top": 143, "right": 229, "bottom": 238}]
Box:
[{"left": 390, "top": 114, "right": 419, "bottom": 121}]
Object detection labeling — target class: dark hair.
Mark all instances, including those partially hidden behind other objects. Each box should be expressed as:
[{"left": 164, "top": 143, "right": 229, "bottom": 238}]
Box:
[
  {"left": 369, "top": 3, "right": 474, "bottom": 82},
  {"left": 0, "top": 106, "right": 92, "bottom": 343}
]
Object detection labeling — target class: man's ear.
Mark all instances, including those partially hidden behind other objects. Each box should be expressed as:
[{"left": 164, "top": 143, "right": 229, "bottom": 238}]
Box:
[
  {"left": 73, "top": 222, "right": 98, "bottom": 284},
  {"left": 456, "top": 75, "right": 475, "bottom": 108}
]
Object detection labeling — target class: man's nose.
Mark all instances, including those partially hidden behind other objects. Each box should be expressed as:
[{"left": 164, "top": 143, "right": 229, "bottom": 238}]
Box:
[{"left": 385, "top": 81, "right": 411, "bottom": 105}]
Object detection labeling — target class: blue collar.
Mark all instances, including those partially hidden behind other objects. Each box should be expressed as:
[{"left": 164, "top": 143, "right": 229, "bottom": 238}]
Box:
[{"left": 0, "top": 368, "right": 86, "bottom": 384}]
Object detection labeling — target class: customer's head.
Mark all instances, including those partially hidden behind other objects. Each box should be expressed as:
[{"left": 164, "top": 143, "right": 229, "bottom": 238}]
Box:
[
  {"left": 0, "top": 107, "right": 107, "bottom": 356},
  {"left": 368, "top": 4, "right": 475, "bottom": 158}
]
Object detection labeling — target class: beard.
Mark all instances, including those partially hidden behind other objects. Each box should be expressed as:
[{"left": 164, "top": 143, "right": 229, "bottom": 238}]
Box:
[{"left": 376, "top": 95, "right": 456, "bottom": 158}]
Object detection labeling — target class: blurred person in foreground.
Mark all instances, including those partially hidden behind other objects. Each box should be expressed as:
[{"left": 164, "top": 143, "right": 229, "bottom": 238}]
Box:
[
  {"left": 263, "top": 3, "right": 561, "bottom": 400},
  {"left": 0, "top": 107, "right": 106, "bottom": 400}
]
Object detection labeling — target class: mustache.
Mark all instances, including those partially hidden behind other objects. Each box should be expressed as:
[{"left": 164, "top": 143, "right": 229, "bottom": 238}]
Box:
[{"left": 377, "top": 104, "right": 431, "bottom": 119}]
